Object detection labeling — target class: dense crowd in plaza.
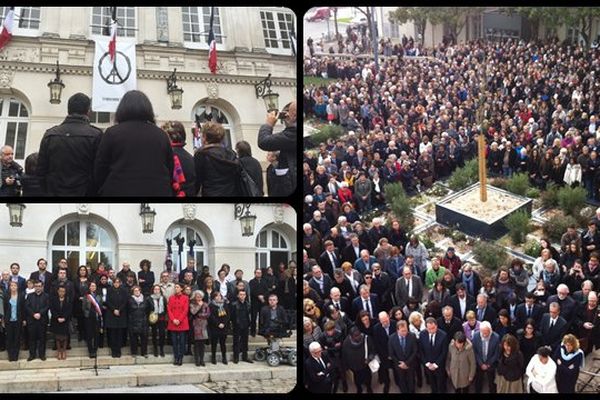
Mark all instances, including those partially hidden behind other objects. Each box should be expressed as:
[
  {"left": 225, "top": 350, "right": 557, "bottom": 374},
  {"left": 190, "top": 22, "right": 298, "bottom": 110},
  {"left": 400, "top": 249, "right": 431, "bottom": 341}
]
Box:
[
  {"left": 303, "top": 35, "right": 600, "bottom": 394},
  {"left": 0, "top": 258, "right": 296, "bottom": 366}
]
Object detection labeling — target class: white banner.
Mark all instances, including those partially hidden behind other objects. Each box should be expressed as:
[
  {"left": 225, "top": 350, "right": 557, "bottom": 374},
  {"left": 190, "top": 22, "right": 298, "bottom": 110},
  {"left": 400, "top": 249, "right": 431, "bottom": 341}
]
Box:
[{"left": 92, "top": 37, "right": 137, "bottom": 112}]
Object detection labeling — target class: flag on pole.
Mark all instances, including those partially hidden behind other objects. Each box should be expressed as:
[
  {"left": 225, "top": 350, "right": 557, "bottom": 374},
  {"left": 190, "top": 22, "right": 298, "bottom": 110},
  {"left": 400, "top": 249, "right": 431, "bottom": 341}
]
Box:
[
  {"left": 108, "top": 7, "right": 117, "bottom": 62},
  {"left": 290, "top": 22, "right": 297, "bottom": 57},
  {"left": 208, "top": 7, "right": 217, "bottom": 74},
  {"left": 0, "top": 7, "right": 15, "bottom": 51}
]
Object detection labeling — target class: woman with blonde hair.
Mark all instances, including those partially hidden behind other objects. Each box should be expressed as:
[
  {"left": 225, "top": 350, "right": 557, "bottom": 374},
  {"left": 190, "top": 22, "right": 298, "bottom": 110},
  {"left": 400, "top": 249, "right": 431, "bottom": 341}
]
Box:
[
  {"left": 555, "top": 334, "right": 584, "bottom": 393},
  {"left": 462, "top": 310, "right": 481, "bottom": 340},
  {"left": 408, "top": 311, "right": 425, "bottom": 387}
]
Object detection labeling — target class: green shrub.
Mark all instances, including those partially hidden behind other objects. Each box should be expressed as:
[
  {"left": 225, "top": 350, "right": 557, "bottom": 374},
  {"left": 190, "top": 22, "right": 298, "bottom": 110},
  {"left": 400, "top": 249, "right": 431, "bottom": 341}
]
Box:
[
  {"left": 504, "top": 210, "right": 532, "bottom": 244},
  {"left": 540, "top": 182, "right": 560, "bottom": 208},
  {"left": 526, "top": 187, "right": 540, "bottom": 198},
  {"left": 490, "top": 177, "right": 507, "bottom": 190},
  {"left": 473, "top": 241, "right": 509, "bottom": 271},
  {"left": 505, "top": 173, "right": 530, "bottom": 196},
  {"left": 448, "top": 159, "right": 479, "bottom": 191},
  {"left": 385, "top": 183, "right": 415, "bottom": 232},
  {"left": 420, "top": 235, "right": 435, "bottom": 249},
  {"left": 309, "top": 124, "right": 345, "bottom": 145},
  {"left": 523, "top": 239, "right": 542, "bottom": 258},
  {"left": 557, "top": 186, "right": 588, "bottom": 217},
  {"left": 542, "top": 214, "right": 579, "bottom": 242}
]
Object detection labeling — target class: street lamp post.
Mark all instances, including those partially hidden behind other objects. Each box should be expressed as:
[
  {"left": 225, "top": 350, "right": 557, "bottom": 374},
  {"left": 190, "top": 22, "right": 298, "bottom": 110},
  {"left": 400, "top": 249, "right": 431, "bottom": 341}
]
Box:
[
  {"left": 234, "top": 204, "right": 257, "bottom": 237},
  {"left": 254, "top": 74, "right": 280, "bottom": 113},
  {"left": 6, "top": 203, "right": 26, "bottom": 227},
  {"left": 139, "top": 203, "right": 156, "bottom": 234},
  {"left": 48, "top": 61, "right": 65, "bottom": 104},
  {"left": 166, "top": 68, "right": 184, "bottom": 110}
]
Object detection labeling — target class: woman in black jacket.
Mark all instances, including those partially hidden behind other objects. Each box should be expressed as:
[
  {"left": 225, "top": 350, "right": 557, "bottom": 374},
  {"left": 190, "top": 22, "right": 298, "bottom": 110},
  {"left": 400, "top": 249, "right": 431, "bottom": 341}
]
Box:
[
  {"left": 208, "top": 291, "right": 230, "bottom": 365},
  {"left": 235, "top": 140, "right": 264, "bottom": 196},
  {"left": 149, "top": 284, "right": 168, "bottom": 357},
  {"left": 94, "top": 90, "right": 174, "bottom": 196},
  {"left": 73, "top": 265, "right": 90, "bottom": 343},
  {"left": 82, "top": 281, "right": 103, "bottom": 358},
  {"left": 162, "top": 120, "right": 196, "bottom": 197},
  {"left": 4, "top": 281, "right": 25, "bottom": 361},
  {"left": 49, "top": 286, "right": 73, "bottom": 360},
  {"left": 137, "top": 259, "right": 155, "bottom": 297},
  {"left": 105, "top": 278, "right": 129, "bottom": 358},
  {"left": 194, "top": 121, "right": 241, "bottom": 197},
  {"left": 127, "top": 285, "right": 154, "bottom": 357}
]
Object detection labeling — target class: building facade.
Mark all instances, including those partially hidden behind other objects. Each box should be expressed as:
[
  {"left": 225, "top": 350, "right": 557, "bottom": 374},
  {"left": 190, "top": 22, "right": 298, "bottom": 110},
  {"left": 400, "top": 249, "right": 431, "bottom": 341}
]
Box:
[
  {"left": 0, "top": 203, "right": 297, "bottom": 280},
  {"left": 0, "top": 7, "right": 296, "bottom": 165}
]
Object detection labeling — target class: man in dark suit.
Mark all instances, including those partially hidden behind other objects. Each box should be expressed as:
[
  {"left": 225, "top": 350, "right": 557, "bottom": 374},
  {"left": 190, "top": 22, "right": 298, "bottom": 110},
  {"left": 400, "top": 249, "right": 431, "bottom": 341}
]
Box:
[
  {"left": 351, "top": 285, "right": 379, "bottom": 321},
  {"left": 341, "top": 234, "right": 364, "bottom": 265},
  {"left": 25, "top": 280, "right": 50, "bottom": 361},
  {"left": 546, "top": 284, "right": 578, "bottom": 332},
  {"left": 444, "top": 283, "right": 476, "bottom": 321},
  {"left": 309, "top": 266, "right": 333, "bottom": 301},
  {"left": 371, "top": 264, "right": 393, "bottom": 311},
  {"left": 318, "top": 240, "right": 341, "bottom": 277},
  {"left": 8, "top": 263, "right": 26, "bottom": 293},
  {"left": 388, "top": 320, "right": 418, "bottom": 393},
  {"left": 323, "top": 287, "right": 350, "bottom": 316},
  {"left": 471, "top": 321, "right": 500, "bottom": 393},
  {"left": 418, "top": 317, "right": 448, "bottom": 393},
  {"left": 572, "top": 280, "right": 594, "bottom": 305},
  {"left": 514, "top": 292, "right": 544, "bottom": 329},
  {"left": 331, "top": 269, "right": 356, "bottom": 300},
  {"left": 394, "top": 266, "right": 424, "bottom": 309},
  {"left": 29, "top": 258, "right": 52, "bottom": 294},
  {"left": 475, "top": 293, "right": 497, "bottom": 323},
  {"left": 436, "top": 306, "right": 463, "bottom": 346},
  {"left": 539, "top": 302, "right": 568, "bottom": 352},
  {"left": 373, "top": 311, "right": 395, "bottom": 393},
  {"left": 305, "top": 341, "right": 334, "bottom": 393}
]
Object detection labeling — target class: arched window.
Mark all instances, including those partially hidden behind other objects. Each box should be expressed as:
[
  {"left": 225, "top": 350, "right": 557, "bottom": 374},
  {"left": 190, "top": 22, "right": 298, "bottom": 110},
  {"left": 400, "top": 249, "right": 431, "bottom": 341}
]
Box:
[
  {"left": 0, "top": 97, "right": 29, "bottom": 162},
  {"left": 192, "top": 104, "right": 234, "bottom": 148},
  {"left": 165, "top": 224, "right": 207, "bottom": 273},
  {"left": 49, "top": 219, "right": 116, "bottom": 279},
  {"left": 255, "top": 227, "right": 290, "bottom": 270}
]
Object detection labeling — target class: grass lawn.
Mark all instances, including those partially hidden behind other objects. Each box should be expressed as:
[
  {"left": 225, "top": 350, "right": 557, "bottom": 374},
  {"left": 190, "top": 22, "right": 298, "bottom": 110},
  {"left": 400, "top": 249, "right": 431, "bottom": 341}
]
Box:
[
  {"left": 336, "top": 17, "right": 352, "bottom": 24},
  {"left": 303, "top": 76, "right": 337, "bottom": 87}
]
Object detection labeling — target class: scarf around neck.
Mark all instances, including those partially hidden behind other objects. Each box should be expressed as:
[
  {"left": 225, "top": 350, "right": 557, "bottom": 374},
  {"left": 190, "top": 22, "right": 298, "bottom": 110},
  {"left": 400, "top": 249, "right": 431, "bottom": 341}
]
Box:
[
  {"left": 132, "top": 294, "right": 144, "bottom": 305},
  {"left": 560, "top": 345, "right": 585, "bottom": 368},
  {"left": 151, "top": 293, "right": 164, "bottom": 314}
]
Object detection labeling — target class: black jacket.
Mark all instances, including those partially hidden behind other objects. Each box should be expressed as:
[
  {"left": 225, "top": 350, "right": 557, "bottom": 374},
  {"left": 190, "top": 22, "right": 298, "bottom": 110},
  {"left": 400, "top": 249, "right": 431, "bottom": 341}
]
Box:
[
  {"left": 194, "top": 144, "right": 241, "bottom": 196},
  {"left": 208, "top": 302, "right": 231, "bottom": 336},
  {"left": 0, "top": 160, "right": 23, "bottom": 196},
  {"left": 172, "top": 144, "right": 196, "bottom": 197},
  {"left": 239, "top": 155, "right": 264, "bottom": 196},
  {"left": 49, "top": 296, "right": 73, "bottom": 335},
  {"left": 94, "top": 121, "right": 174, "bottom": 196},
  {"left": 105, "top": 286, "right": 129, "bottom": 329},
  {"left": 3, "top": 293, "right": 25, "bottom": 322},
  {"left": 137, "top": 270, "right": 155, "bottom": 296},
  {"left": 230, "top": 299, "right": 251, "bottom": 330},
  {"left": 25, "top": 291, "right": 50, "bottom": 324},
  {"left": 258, "top": 305, "right": 287, "bottom": 336},
  {"left": 257, "top": 123, "right": 297, "bottom": 195},
  {"left": 37, "top": 114, "right": 102, "bottom": 196},
  {"left": 127, "top": 296, "right": 154, "bottom": 333}
]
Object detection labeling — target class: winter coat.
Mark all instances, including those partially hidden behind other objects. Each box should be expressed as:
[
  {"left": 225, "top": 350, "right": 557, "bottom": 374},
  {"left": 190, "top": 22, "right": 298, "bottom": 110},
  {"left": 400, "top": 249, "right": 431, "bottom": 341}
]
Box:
[
  {"left": 239, "top": 155, "right": 264, "bottom": 196},
  {"left": 172, "top": 144, "right": 196, "bottom": 197},
  {"left": 189, "top": 302, "right": 210, "bottom": 340},
  {"left": 563, "top": 163, "right": 582, "bottom": 186},
  {"left": 127, "top": 296, "right": 154, "bottom": 333},
  {"left": 105, "top": 286, "right": 129, "bottom": 329},
  {"left": 446, "top": 339, "right": 476, "bottom": 389},
  {"left": 257, "top": 124, "right": 297, "bottom": 194},
  {"left": 49, "top": 296, "right": 73, "bottom": 336},
  {"left": 25, "top": 292, "right": 49, "bottom": 324},
  {"left": 194, "top": 144, "right": 241, "bottom": 196},
  {"left": 230, "top": 299, "right": 251, "bottom": 331},
  {"left": 208, "top": 302, "right": 230, "bottom": 337},
  {"left": 167, "top": 293, "right": 189, "bottom": 331},
  {"left": 137, "top": 270, "right": 155, "bottom": 296},
  {"left": 37, "top": 114, "right": 102, "bottom": 196},
  {"left": 94, "top": 120, "right": 174, "bottom": 196}
]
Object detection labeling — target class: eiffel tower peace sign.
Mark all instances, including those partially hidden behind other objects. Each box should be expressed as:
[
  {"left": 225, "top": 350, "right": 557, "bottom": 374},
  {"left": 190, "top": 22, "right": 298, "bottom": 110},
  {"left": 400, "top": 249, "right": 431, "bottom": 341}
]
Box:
[{"left": 98, "top": 50, "right": 132, "bottom": 85}]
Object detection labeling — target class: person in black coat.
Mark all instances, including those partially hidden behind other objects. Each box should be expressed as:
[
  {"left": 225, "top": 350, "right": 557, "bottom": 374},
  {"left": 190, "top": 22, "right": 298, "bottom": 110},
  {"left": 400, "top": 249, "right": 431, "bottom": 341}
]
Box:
[
  {"left": 162, "top": 120, "right": 196, "bottom": 197},
  {"left": 436, "top": 306, "right": 464, "bottom": 346},
  {"left": 137, "top": 259, "right": 155, "bottom": 297},
  {"left": 94, "top": 90, "right": 174, "bottom": 196},
  {"left": 514, "top": 293, "right": 544, "bottom": 330},
  {"left": 418, "top": 317, "right": 448, "bottom": 393},
  {"left": 49, "top": 286, "right": 73, "bottom": 360},
  {"left": 258, "top": 294, "right": 288, "bottom": 337},
  {"left": 0, "top": 145, "right": 23, "bottom": 197},
  {"left": 319, "top": 321, "right": 346, "bottom": 393},
  {"left": 127, "top": 285, "right": 154, "bottom": 357},
  {"left": 3, "top": 282, "right": 25, "bottom": 362},
  {"left": 25, "top": 280, "right": 50, "bottom": 361},
  {"left": 37, "top": 93, "right": 102, "bottom": 196},
  {"left": 105, "top": 278, "right": 129, "bottom": 358},
  {"left": 230, "top": 289, "right": 253, "bottom": 363},
  {"left": 373, "top": 313, "right": 395, "bottom": 393},
  {"left": 236, "top": 140, "right": 264, "bottom": 196},
  {"left": 554, "top": 334, "right": 585, "bottom": 393},
  {"left": 539, "top": 302, "right": 568, "bottom": 352},
  {"left": 208, "top": 291, "right": 230, "bottom": 364},
  {"left": 194, "top": 121, "right": 241, "bottom": 197},
  {"left": 29, "top": 258, "right": 52, "bottom": 294},
  {"left": 249, "top": 269, "right": 269, "bottom": 337},
  {"left": 388, "top": 320, "right": 418, "bottom": 393},
  {"left": 20, "top": 152, "right": 45, "bottom": 196},
  {"left": 305, "top": 342, "right": 334, "bottom": 393}
]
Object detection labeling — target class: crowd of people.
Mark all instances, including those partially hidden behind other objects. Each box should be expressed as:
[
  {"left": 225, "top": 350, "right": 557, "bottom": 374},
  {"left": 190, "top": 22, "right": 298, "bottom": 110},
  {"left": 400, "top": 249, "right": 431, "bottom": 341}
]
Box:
[
  {"left": 304, "top": 37, "right": 600, "bottom": 201},
  {"left": 0, "top": 91, "right": 297, "bottom": 197},
  {"left": 0, "top": 257, "right": 296, "bottom": 366}
]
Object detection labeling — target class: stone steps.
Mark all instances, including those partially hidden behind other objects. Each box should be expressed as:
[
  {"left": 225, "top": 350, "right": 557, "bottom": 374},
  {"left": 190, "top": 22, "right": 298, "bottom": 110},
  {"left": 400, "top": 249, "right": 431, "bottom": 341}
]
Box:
[{"left": 0, "top": 362, "right": 296, "bottom": 393}]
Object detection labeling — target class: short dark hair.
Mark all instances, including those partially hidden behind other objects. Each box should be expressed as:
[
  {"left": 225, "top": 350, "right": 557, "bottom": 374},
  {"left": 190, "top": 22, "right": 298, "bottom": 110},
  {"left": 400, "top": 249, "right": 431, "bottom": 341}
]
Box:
[
  {"left": 161, "top": 121, "right": 186, "bottom": 144},
  {"left": 201, "top": 121, "right": 225, "bottom": 144},
  {"left": 25, "top": 152, "right": 38, "bottom": 175},
  {"left": 68, "top": 93, "right": 91, "bottom": 115},
  {"left": 115, "top": 90, "right": 155, "bottom": 124},
  {"left": 36, "top": 258, "right": 46, "bottom": 266},
  {"left": 235, "top": 140, "right": 252, "bottom": 157},
  {"left": 537, "top": 346, "right": 552, "bottom": 357}
]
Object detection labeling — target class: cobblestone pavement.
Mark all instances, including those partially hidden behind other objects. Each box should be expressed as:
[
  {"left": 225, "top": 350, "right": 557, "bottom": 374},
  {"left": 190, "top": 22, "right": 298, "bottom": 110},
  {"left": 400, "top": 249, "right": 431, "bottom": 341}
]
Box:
[{"left": 200, "top": 378, "right": 296, "bottom": 393}]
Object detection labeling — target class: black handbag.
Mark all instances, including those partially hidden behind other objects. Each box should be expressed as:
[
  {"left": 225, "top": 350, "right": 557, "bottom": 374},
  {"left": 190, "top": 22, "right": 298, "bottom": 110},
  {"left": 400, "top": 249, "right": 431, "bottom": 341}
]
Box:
[{"left": 240, "top": 165, "right": 261, "bottom": 197}]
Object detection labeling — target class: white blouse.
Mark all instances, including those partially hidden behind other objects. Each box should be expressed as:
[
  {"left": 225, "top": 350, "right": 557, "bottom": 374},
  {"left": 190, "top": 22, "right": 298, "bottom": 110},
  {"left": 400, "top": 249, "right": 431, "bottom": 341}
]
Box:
[{"left": 525, "top": 355, "right": 558, "bottom": 393}]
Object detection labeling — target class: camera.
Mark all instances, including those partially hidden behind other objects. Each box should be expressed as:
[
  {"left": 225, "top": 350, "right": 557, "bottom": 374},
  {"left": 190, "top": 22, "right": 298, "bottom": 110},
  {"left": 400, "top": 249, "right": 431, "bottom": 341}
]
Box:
[{"left": 277, "top": 110, "right": 288, "bottom": 123}]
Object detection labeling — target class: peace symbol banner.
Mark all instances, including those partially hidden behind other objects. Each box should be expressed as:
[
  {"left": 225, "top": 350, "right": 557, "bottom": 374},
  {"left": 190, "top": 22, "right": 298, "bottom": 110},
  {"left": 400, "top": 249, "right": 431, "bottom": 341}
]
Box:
[{"left": 92, "top": 37, "right": 137, "bottom": 112}]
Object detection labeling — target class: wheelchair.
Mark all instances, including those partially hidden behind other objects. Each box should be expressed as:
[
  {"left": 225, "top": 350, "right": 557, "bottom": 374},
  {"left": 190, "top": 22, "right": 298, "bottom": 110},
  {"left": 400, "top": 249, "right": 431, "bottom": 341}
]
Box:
[{"left": 254, "top": 327, "right": 297, "bottom": 367}]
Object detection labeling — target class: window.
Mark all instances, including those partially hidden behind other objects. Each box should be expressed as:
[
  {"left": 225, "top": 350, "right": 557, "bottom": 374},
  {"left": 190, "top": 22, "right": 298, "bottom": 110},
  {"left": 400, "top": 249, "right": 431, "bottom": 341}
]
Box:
[
  {"left": 0, "top": 97, "right": 29, "bottom": 161},
  {"left": 89, "top": 112, "right": 111, "bottom": 124},
  {"left": 182, "top": 7, "right": 224, "bottom": 48},
  {"left": 91, "top": 7, "right": 136, "bottom": 38},
  {"left": 165, "top": 225, "right": 207, "bottom": 273},
  {"left": 192, "top": 104, "right": 233, "bottom": 148},
  {"left": 255, "top": 227, "right": 290, "bottom": 270},
  {"left": 0, "top": 7, "right": 41, "bottom": 36},
  {"left": 260, "top": 9, "right": 295, "bottom": 55},
  {"left": 50, "top": 219, "right": 116, "bottom": 278}
]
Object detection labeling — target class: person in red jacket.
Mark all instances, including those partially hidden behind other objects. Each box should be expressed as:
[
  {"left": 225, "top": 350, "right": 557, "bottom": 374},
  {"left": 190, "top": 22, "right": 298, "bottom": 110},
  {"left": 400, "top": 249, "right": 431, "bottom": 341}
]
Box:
[
  {"left": 167, "top": 283, "right": 189, "bottom": 366},
  {"left": 441, "top": 247, "right": 462, "bottom": 278}
]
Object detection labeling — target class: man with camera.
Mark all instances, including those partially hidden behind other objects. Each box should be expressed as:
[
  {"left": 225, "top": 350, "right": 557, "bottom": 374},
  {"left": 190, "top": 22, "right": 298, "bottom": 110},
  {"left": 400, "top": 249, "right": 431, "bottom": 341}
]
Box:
[
  {"left": 0, "top": 145, "right": 23, "bottom": 197},
  {"left": 258, "top": 101, "right": 297, "bottom": 196}
]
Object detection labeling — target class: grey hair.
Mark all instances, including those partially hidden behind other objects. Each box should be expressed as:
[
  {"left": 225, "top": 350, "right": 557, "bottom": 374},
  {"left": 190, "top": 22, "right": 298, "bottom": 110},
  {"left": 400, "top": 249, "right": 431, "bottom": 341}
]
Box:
[{"left": 192, "top": 290, "right": 205, "bottom": 300}]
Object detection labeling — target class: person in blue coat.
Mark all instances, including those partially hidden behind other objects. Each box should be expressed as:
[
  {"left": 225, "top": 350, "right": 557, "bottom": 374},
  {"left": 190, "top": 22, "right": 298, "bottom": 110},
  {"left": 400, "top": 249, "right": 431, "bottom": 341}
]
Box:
[{"left": 554, "top": 334, "right": 584, "bottom": 393}]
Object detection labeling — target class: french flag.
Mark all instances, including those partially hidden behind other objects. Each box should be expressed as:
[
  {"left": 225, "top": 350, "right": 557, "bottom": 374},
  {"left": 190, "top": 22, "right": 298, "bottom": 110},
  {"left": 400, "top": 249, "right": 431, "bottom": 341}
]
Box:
[
  {"left": 108, "top": 7, "right": 117, "bottom": 62},
  {"left": 0, "top": 7, "right": 14, "bottom": 52},
  {"left": 208, "top": 7, "right": 217, "bottom": 74}
]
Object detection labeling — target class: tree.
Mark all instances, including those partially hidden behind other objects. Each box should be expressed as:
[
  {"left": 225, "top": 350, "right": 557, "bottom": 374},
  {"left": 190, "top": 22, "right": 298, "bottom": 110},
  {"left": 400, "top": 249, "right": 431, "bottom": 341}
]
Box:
[
  {"left": 388, "top": 7, "right": 437, "bottom": 45},
  {"left": 559, "top": 7, "right": 600, "bottom": 48},
  {"left": 501, "top": 7, "right": 564, "bottom": 41},
  {"left": 354, "top": 7, "right": 374, "bottom": 51},
  {"left": 332, "top": 7, "right": 340, "bottom": 41},
  {"left": 436, "top": 7, "right": 483, "bottom": 44}
]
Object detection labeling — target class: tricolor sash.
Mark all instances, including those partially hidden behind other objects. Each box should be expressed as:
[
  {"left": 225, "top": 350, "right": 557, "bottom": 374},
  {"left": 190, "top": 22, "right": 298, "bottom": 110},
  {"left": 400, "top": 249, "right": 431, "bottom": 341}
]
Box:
[{"left": 87, "top": 293, "right": 103, "bottom": 327}]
